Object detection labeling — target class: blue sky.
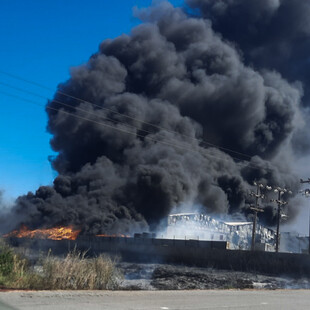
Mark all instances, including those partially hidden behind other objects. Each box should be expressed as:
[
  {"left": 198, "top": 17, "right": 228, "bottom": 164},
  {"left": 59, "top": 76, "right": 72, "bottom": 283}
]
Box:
[{"left": 0, "top": 0, "right": 183, "bottom": 203}]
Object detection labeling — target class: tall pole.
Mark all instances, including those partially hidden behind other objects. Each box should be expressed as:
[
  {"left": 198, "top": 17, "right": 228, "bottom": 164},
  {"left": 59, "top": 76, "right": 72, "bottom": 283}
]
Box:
[
  {"left": 251, "top": 209, "right": 257, "bottom": 251},
  {"left": 270, "top": 187, "right": 291, "bottom": 253},
  {"left": 250, "top": 207, "right": 264, "bottom": 251},
  {"left": 300, "top": 178, "right": 310, "bottom": 255},
  {"left": 249, "top": 182, "right": 269, "bottom": 251},
  {"left": 252, "top": 184, "right": 259, "bottom": 251},
  {"left": 275, "top": 191, "right": 281, "bottom": 253}
]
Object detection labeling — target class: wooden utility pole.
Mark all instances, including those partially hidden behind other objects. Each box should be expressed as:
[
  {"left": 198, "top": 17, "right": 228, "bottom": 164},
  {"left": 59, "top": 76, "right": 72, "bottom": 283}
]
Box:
[
  {"left": 249, "top": 182, "right": 270, "bottom": 251},
  {"left": 270, "top": 187, "right": 292, "bottom": 253},
  {"left": 300, "top": 178, "right": 310, "bottom": 254}
]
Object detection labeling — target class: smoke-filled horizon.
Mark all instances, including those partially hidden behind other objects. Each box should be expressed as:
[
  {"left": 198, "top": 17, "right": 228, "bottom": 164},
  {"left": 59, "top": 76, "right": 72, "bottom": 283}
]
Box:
[{"left": 1, "top": 0, "right": 308, "bottom": 235}]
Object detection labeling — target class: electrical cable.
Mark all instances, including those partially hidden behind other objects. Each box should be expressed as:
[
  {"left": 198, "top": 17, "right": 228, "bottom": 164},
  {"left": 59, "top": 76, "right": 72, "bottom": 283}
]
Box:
[
  {"left": 0, "top": 69, "right": 253, "bottom": 160},
  {"left": 0, "top": 80, "right": 206, "bottom": 147},
  {"left": 0, "top": 89, "right": 276, "bottom": 174}
]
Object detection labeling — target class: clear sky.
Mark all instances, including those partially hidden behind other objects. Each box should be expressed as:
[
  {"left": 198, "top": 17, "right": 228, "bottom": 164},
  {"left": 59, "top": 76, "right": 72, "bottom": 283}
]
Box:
[{"left": 0, "top": 0, "right": 183, "bottom": 203}]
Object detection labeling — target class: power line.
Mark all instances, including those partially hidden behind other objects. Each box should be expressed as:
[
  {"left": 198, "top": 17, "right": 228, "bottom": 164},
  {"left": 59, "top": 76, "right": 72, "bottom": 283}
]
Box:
[
  {"left": 0, "top": 83, "right": 227, "bottom": 158},
  {"left": 0, "top": 69, "right": 253, "bottom": 160},
  {"left": 0, "top": 84, "right": 280, "bottom": 173},
  {"left": 0, "top": 80, "right": 186, "bottom": 142},
  {"left": 0, "top": 90, "right": 238, "bottom": 160},
  {"left": 0, "top": 89, "right": 278, "bottom": 174}
]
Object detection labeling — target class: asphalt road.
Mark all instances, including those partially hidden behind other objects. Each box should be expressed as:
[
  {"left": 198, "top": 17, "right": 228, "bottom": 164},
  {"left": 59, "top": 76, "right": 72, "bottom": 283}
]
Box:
[{"left": 0, "top": 290, "right": 309, "bottom": 310}]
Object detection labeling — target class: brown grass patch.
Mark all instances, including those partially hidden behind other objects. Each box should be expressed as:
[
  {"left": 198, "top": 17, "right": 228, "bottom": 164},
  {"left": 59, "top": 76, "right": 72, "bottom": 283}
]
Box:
[
  {"left": 39, "top": 249, "right": 121, "bottom": 290},
  {"left": 0, "top": 240, "right": 121, "bottom": 290}
]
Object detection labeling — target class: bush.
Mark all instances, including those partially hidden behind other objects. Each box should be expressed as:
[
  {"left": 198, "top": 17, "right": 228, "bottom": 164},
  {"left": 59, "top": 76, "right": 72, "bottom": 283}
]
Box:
[
  {"left": 39, "top": 249, "right": 121, "bottom": 290},
  {"left": 0, "top": 245, "right": 14, "bottom": 276},
  {"left": 0, "top": 240, "right": 30, "bottom": 287},
  {"left": 0, "top": 240, "right": 121, "bottom": 290}
]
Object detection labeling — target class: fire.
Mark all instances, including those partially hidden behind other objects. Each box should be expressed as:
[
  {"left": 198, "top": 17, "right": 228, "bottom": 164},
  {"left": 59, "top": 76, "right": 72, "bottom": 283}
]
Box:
[{"left": 4, "top": 225, "right": 81, "bottom": 240}]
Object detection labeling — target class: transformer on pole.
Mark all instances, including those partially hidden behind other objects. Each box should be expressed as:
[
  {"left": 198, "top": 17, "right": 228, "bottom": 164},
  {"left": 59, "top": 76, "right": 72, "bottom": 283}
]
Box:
[
  {"left": 270, "top": 187, "right": 292, "bottom": 253},
  {"left": 249, "top": 182, "right": 271, "bottom": 251}
]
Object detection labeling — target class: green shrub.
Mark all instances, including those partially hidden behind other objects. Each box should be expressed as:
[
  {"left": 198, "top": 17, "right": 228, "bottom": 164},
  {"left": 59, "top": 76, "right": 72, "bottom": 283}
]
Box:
[
  {"left": 0, "top": 240, "right": 30, "bottom": 287},
  {"left": 0, "top": 245, "right": 14, "bottom": 276}
]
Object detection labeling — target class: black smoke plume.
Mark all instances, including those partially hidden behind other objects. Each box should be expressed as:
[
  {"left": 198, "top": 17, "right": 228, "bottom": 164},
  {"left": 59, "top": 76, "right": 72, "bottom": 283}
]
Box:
[
  {"left": 2, "top": 1, "right": 306, "bottom": 234},
  {"left": 187, "top": 0, "right": 310, "bottom": 153}
]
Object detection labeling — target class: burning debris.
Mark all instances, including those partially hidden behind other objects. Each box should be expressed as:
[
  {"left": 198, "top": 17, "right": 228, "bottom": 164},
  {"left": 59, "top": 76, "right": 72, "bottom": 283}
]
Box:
[
  {"left": 1, "top": 1, "right": 308, "bottom": 235},
  {"left": 4, "top": 225, "right": 81, "bottom": 241},
  {"left": 2, "top": 225, "right": 131, "bottom": 240}
]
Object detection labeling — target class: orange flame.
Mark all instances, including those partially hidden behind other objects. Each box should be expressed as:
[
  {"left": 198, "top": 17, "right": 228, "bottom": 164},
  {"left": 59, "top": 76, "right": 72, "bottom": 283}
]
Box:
[{"left": 4, "top": 225, "right": 81, "bottom": 240}]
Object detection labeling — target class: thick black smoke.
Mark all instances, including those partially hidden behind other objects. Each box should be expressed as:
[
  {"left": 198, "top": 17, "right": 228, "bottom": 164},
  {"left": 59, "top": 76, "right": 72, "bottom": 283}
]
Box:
[
  {"left": 187, "top": 0, "right": 310, "bottom": 153},
  {"left": 3, "top": 1, "right": 306, "bottom": 234}
]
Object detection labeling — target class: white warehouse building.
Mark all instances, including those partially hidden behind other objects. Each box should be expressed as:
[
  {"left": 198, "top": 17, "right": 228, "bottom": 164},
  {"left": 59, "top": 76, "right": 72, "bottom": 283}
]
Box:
[{"left": 166, "top": 213, "right": 276, "bottom": 251}]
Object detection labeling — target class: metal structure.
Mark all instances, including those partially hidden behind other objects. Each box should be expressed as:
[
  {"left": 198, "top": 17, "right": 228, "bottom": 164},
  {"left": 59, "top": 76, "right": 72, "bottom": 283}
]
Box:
[
  {"left": 249, "top": 182, "right": 271, "bottom": 251},
  {"left": 270, "top": 187, "right": 292, "bottom": 253},
  {"left": 167, "top": 213, "right": 276, "bottom": 251}
]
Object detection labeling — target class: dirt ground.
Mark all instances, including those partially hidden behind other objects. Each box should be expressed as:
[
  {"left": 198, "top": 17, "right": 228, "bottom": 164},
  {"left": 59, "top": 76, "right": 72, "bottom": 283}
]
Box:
[
  {"left": 117, "top": 262, "right": 310, "bottom": 290},
  {"left": 10, "top": 246, "right": 310, "bottom": 290}
]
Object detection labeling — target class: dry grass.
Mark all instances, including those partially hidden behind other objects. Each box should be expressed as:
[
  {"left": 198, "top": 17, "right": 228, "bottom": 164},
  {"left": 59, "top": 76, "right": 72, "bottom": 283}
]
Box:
[
  {"left": 0, "top": 240, "right": 121, "bottom": 290},
  {"left": 39, "top": 249, "right": 121, "bottom": 290}
]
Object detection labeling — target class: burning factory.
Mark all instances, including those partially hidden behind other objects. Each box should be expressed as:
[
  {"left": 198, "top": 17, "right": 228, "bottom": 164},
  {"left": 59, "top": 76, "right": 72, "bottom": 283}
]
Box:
[
  {"left": 1, "top": 0, "right": 306, "bottom": 238},
  {"left": 4, "top": 214, "right": 310, "bottom": 277},
  {"left": 1, "top": 0, "right": 310, "bottom": 279},
  {"left": 166, "top": 213, "right": 276, "bottom": 251},
  {"left": 4, "top": 212, "right": 276, "bottom": 252}
]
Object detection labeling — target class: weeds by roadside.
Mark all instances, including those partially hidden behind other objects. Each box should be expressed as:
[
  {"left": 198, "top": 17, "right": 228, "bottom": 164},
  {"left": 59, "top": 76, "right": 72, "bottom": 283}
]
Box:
[
  {"left": 0, "top": 240, "right": 31, "bottom": 288},
  {"left": 39, "top": 249, "right": 121, "bottom": 290},
  {"left": 0, "top": 239, "right": 121, "bottom": 290}
]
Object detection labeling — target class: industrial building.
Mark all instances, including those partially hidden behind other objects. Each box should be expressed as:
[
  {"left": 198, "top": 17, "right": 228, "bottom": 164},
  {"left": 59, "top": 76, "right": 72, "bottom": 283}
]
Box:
[{"left": 166, "top": 213, "right": 276, "bottom": 251}]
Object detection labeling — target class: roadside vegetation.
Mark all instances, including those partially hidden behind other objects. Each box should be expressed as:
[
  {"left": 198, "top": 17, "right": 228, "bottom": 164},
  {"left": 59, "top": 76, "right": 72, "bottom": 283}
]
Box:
[{"left": 0, "top": 239, "right": 121, "bottom": 290}]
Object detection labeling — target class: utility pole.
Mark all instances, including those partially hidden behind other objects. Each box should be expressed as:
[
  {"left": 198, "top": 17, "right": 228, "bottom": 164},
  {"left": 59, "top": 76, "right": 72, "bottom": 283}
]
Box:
[
  {"left": 270, "top": 187, "right": 292, "bottom": 253},
  {"left": 249, "top": 182, "right": 271, "bottom": 251},
  {"left": 300, "top": 178, "right": 310, "bottom": 254}
]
